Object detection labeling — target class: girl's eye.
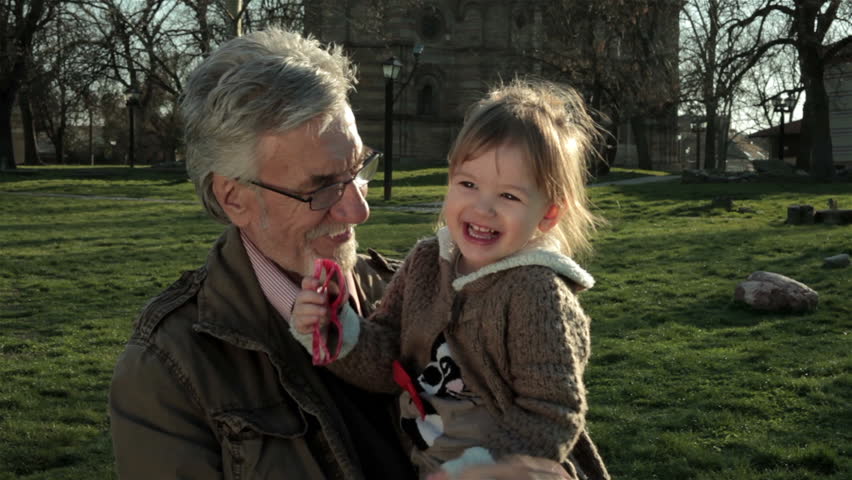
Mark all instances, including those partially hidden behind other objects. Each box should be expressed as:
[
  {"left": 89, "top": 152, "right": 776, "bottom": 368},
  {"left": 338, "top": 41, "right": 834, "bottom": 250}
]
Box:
[
  {"left": 459, "top": 181, "right": 475, "bottom": 189},
  {"left": 501, "top": 193, "right": 521, "bottom": 202}
]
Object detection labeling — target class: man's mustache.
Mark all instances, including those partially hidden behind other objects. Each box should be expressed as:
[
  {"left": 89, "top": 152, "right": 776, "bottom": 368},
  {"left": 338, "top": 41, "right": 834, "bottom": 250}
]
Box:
[{"left": 307, "top": 223, "right": 355, "bottom": 240}]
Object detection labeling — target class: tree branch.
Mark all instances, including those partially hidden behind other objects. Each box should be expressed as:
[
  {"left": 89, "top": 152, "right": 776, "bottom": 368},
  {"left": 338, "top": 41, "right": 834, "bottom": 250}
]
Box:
[{"left": 727, "top": 3, "right": 794, "bottom": 33}]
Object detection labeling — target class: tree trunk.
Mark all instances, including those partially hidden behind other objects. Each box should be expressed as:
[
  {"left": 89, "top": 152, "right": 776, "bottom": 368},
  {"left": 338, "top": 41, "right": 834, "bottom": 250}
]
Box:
[
  {"left": 801, "top": 56, "right": 833, "bottom": 178},
  {"left": 88, "top": 108, "right": 94, "bottom": 165},
  {"left": 632, "top": 116, "right": 652, "bottom": 170},
  {"left": 0, "top": 0, "right": 49, "bottom": 170},
  {"left": 588, "top": 84, "right": 612, "bottom": 177},
  {"left": 796, "top": 99, "right": 812, "bottom": 171},
  {"left": 19, "top": 87, "right": 41, "bottom": 165},
  {"left": 601, "top": 131, "right": 615, "bottom": 176},
  {"left": 717, "top": 105, "right": 732, "bottom": 172},
  {"left": 55, "top": 124, "right": 65, "bottom": 165},
  {"left": 794, "top": 2, "right": 834, "bottom": 179},
  {"left": 227, "top": 0, "right": 243, "bottom": 38},
  {"left": 702, "top": 2, "right": 719, "bottom": 171},
  {"left": 0, "top": 92, "right": 17, "bottom": 170},
  {"left": 704, "top": 103, "right": 718, "bottom": 170}
]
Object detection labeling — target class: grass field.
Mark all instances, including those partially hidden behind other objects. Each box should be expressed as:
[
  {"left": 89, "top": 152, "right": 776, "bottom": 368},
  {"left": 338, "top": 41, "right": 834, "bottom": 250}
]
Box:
[{"left": 1, "top": 165, "right": 850, "bottom": 479}]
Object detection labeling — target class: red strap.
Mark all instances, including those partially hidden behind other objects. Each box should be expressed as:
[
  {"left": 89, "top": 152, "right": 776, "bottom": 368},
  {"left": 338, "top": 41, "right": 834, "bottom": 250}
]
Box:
[
  {"left": 393, "top": 360, "right": 426, "bottom": 420},
  {"left": 311, "top": 259, "right": 347, "bottom": 366}
]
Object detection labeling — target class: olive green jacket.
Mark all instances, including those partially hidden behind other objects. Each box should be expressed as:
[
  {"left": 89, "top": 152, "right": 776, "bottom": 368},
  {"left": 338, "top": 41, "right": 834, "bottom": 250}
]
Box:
[{"left": 108, "top": 225, "right": 403, "bottom": 479}]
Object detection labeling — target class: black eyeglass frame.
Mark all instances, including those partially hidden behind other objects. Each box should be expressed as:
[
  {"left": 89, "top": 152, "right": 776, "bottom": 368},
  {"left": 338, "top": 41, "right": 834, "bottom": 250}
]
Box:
[{"left": 249, "top": 150, "right": 381, "bottom": 211}]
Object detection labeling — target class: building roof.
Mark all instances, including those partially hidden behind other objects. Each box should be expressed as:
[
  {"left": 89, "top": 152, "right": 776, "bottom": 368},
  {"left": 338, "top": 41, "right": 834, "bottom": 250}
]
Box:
[
  {"left": 748, "top": 119, "right": 802, "bottom": 138},
  {"left": 826, "top": 41, "right": 852, "bottom": 65}
]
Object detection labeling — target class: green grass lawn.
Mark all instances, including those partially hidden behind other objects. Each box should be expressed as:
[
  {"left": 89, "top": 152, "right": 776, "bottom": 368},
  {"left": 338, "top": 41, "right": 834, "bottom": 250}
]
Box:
[{"left": 1, "top": 165, "right": 850, "bottom": 479}]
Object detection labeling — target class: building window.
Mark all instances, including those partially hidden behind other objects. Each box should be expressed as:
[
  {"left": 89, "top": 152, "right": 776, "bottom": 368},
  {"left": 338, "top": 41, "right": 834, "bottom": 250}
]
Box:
[
  {"left": 421, "top": 12, "right": 443, "bottom": 40},
  {"left": 417, "top": 85, "right": 435, "bottom": 116}
]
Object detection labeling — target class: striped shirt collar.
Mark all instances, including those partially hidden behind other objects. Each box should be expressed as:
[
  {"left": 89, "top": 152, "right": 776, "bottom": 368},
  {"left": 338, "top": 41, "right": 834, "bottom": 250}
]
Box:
[{"left": 240, "top": 230, "right": 300, "bottom": 323}]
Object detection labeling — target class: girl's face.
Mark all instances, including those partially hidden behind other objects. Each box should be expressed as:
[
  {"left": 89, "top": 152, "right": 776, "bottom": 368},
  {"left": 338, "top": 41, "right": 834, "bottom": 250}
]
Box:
[{"left": 445, "top": 143, "right": 559, "bottom": 275}]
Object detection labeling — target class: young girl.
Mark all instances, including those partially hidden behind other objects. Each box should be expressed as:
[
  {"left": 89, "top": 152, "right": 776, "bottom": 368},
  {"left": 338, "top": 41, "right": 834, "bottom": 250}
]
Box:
[{"left": 292, "top": 79, "right": 609, "bottom": 480}]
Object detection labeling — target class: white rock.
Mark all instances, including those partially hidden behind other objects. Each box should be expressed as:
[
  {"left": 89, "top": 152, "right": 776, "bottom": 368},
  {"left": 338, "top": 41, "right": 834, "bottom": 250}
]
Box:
[{"left": 734, "top": 271, "right": 818, "bottom": 312}]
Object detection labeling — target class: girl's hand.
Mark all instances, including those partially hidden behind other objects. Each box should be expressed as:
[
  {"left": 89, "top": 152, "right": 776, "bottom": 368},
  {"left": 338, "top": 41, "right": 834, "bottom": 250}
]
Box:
[{"left": 292, "top": 277, "right": 329, "bottom": 334}]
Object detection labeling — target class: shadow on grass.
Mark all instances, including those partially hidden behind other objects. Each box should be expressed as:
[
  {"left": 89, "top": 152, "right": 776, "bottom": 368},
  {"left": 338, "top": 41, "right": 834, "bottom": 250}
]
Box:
[
  {"left": 367, "top": 170, "right": 448, "bottom": 190},
  {"left": 0, "top": 166, "right": 188, "bottom": 184},
  {"left": 602, "top": 181, "right": 852, "bottom": 204},
  {"left": 395, "top": 171, "right": 448, "bottom": 187}
]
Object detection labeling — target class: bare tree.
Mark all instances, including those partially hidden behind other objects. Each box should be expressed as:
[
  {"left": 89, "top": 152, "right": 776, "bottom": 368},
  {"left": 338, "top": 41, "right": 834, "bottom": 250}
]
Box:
[
  {"left": 243, "top": 0, "right": 305, "bottom": 34},
  {"left": 0, "top": 0, "right": 56, "bottom": 170},
  {"left": 731, "top": 0, "right": 852, "bottom": 178},
  {"left": 735, "top": 41, "right": 801, "bottom": 131},
  {"left": 21, "top": 0, "right": 304, "bottom": 169},
  {"left": 19, "top": 64, "right": 40, "bottom": 164},
  {"left": 679, "top": 0, "right": 793, "bottom": 171},
  {"left": 28, "top": 2, "right": 102, "bottom": 165},
  {"left": 532, "top": 0, "right": 681, "bottom": 171}
]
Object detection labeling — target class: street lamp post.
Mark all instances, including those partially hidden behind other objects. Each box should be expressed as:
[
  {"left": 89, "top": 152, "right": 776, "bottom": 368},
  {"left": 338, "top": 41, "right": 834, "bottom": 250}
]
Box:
[
  {"left": 690, "top": 117, "right": 706, "bottom": 170},
  {"left": 772, "top": 94, "right": 796, "bottom": 163},
  {"left": 382, "top": 56, "right": 402, "bottom": 201},
  {"left": 125, "top": 89, "right": 141, "bottom": 168},
  {"left": 393, "top": 44, "right": 424, "bottom": 103}
]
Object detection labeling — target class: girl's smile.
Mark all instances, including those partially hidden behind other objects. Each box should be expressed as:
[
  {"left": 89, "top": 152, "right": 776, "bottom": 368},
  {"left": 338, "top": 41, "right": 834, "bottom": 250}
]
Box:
[{"left": 463, "top": 222, "right": 501, "bottom": 243}]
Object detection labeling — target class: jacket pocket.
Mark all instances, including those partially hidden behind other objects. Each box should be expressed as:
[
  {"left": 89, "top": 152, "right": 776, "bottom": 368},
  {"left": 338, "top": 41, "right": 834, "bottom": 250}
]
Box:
[{"left": 214, "top": 402, "right": 317, "bottom": 480}]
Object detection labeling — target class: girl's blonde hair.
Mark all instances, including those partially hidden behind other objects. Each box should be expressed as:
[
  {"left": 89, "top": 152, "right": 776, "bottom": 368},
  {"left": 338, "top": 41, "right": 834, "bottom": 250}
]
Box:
[{"left": 446, "top": 78, "right": 603, "bottom": 260}]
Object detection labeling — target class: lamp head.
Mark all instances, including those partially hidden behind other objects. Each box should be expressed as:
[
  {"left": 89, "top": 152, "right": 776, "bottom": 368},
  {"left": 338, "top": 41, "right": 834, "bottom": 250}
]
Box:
[
  {"left": 124, "top": 88, "right": 141, "bottom": 106},
  {"left": 383, "top": 56, "right": 403, "bottom": 80},
  {"left": 784, "top": 96, "right": 796, "bottom": 110}
]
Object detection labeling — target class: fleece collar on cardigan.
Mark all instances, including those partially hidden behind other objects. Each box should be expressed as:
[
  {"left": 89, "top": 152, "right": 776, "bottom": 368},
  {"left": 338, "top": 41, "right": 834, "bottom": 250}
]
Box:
[{"left": 435, "top": 227, "right": 595, "bottom": 292}]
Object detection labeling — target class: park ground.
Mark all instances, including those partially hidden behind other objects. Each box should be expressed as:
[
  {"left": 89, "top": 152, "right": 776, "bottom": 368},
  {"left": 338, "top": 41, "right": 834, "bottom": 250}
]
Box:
[{"left": 0, "top": 165, "right": 850, "bottom": 479}]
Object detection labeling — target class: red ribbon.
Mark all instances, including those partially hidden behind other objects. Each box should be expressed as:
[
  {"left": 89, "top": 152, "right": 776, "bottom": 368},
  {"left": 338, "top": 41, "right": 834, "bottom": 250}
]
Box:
[
  {"left": 311, "top": 258, "right": 347, "bottom": 366},
  {"left": 393, "top": 360, "right": 426, "bottom": 420}
]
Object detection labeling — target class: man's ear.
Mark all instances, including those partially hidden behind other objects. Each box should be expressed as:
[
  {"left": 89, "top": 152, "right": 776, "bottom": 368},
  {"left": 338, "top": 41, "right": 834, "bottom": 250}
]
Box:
[
  {"left": 212, "top": 174, "right": 255, "bottom": 227},
  {"left": 538, "top": 204, "right": 562, "bottom": 233}
]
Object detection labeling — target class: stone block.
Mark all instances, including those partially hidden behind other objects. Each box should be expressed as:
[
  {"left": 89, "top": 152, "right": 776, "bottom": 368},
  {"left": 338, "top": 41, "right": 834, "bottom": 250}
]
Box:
[{"left": 823, "top": 254, "right": 850, "bottom": 268}]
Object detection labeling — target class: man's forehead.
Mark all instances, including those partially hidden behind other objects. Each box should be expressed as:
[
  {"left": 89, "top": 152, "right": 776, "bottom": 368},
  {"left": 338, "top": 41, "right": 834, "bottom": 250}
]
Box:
[
  {"left": 260, "top": 113, "right": 360, "bottom": 160},
  {"left": 307, "top": 108, "right": 361, "bottom": 153},
  {"left": 256, "top": 117, "right": 361, "bottom": 189}
]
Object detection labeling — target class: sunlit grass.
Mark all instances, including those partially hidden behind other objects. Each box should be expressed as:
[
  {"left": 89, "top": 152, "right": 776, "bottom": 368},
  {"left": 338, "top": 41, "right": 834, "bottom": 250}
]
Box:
[
  {"left": 589, "top": 167, "right": 674, "bottom": 183},
  {"left": 1, "top": 167, "right": 850, "bottom": 479}
]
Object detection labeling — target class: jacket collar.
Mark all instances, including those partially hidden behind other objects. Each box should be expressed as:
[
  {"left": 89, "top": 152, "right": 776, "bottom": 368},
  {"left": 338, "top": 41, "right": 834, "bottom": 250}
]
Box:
[
  {"left": 194, "top": 225, "right": 289, "bottom": 351},
  {"left": 436, "top": 226, "right": 595, "bottom": 292}
]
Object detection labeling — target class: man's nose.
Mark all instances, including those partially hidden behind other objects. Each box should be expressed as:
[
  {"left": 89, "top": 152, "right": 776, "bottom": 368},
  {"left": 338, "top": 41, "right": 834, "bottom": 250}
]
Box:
[{"left": 329, "top": 182, "right": 370, "bottom": 224}]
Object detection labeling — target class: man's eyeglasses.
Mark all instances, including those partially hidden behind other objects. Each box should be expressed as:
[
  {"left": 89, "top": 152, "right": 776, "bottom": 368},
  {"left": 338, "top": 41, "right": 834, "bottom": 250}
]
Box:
[{"left": 250, "top": 150, "right": 381, "bottom": 211}]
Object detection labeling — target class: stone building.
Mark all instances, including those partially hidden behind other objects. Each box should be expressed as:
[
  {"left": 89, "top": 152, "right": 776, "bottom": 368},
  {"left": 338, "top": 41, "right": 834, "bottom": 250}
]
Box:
[{"left": 305, "top": 0, "right": 681, "bottom": 171}]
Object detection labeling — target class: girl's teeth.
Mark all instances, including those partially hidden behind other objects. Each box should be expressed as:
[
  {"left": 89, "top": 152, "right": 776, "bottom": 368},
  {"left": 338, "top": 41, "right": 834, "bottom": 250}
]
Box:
[{"left": 467, "top": 224, "right": 497, "bottom": 239}]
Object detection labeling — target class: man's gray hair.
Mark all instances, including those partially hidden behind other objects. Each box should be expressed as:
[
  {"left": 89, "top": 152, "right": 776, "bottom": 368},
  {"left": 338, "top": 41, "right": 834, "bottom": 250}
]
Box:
[{"left": 180, "top": 28, "right": 357, "bottom": 223}]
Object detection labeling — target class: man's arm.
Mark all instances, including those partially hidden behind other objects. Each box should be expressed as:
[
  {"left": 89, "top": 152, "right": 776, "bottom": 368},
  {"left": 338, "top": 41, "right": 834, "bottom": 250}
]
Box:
[{"left": 109, "top": 343, "right": 222, "bottom": 479}]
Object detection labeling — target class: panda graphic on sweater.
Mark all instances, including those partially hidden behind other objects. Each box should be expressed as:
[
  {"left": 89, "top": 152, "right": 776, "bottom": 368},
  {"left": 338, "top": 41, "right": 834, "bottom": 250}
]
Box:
[{"left": 400, "top": 333, "right": 477, "bottom": 450}]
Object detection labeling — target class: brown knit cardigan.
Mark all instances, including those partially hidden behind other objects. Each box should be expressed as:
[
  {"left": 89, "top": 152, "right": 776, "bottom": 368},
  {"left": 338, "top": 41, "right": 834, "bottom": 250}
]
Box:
[{"left": 298, "top": 229, "right": 609, "bottom": 479}]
